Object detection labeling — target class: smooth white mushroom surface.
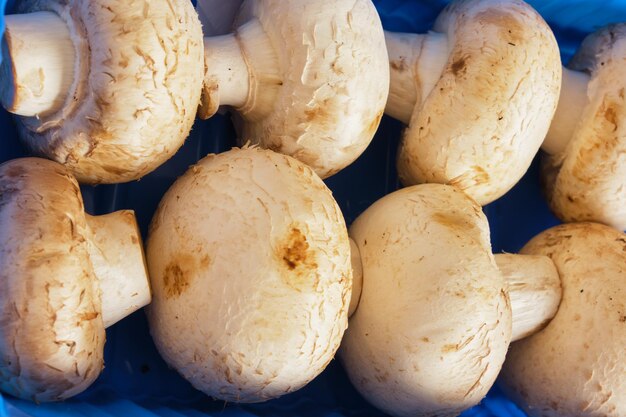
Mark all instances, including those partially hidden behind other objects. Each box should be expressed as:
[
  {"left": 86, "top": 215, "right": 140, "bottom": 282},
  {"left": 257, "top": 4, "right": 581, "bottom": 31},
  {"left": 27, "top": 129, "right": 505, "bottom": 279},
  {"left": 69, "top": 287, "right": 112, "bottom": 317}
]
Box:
[
  {"left": 542, "top": 24, "right": 626, "bottom": 230},
  {"left": 500, "top": 223, "right": 626, "bottom": 417},
  {"left": 0, "top": 158, "right": 150, "bottom": 402},
  {"left": 340, "top": 184, "right": 562, "bottom": 417},
  {"left": 146, "top": 147, "right": 352, "bottom": 403},
  {"left": 199, "top": 0, "right": 390, "bottom": 179},
  {"left": 385, "top": 0, "right": 561, "bottom": 205},
  {"left": 0, "top": 0, "right": 205, "bottom": 184}
]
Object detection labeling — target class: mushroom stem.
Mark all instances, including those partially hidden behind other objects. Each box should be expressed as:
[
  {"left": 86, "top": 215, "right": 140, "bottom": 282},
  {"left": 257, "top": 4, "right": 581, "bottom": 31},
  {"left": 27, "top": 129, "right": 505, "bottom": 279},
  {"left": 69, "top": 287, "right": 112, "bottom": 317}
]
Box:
[
  {"left": 385, "top": 30, "right": 449, "bottom": 125},
  {"left": 542, "top": 67, "right": 590, "bottom": 155},
  {"left": 348, "top": 238, "right": 363, "bottom": 317},
  {"left": 495, "top": 253, "right": 562, "bottom": 342},
  {"left": 201, "top": 34, "right": 250, "bottom": 116},
  {"left": 199, "top": 18, "right": 280, "bottom": 120},
  {"left": 85, "top": 211, "right": 151, "bottom": 328},
  {"left": 0, "top": 12, "right": 75, "bottom": 117}
]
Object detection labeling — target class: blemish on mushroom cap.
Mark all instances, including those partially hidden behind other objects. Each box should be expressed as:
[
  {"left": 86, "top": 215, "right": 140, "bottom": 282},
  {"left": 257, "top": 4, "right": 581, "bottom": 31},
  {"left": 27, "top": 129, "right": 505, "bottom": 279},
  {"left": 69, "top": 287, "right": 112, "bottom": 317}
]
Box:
[
  {"left": 501, "top": 222, "right": 626, "bottom": 417},
  {"left": 146, "top": 147, "right": 351, "bottom": 403},
  {"left": 232, "top": 0, "right": 389, "bottom": 179},
  {"left": 543, "top": 24, "right": 626, "bottom": 230},
  {"left": 0, "top": 158, "right": 104, "bottom": 402},
  {"left": 397, "top": 0, "right": 561, "bottom": 205},
  {"left": 340, "top": 184, "right": 511, "bottom": 417},
  {"left": 13, "top": 0, "right": 205, "bottom": 184}
]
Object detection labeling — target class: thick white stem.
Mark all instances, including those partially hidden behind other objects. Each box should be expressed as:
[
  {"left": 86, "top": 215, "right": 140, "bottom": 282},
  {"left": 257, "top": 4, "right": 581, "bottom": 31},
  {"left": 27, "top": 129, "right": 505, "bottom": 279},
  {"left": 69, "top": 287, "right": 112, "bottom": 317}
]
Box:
[
  {"left": 200, "top": 34, "right": 250, "bottom": 118},
  {"left": 495, "top": 254, "right": 562, "bottom": 342},
  {"left": 385, "top": 31, "right": 449, "bottom": 125},
  {"left": 542, "top": 67, "right": 590, "bottom": 155},
  {"left": 0, "top": 12, "right": 75, "bottom": 117},
  {"left": 85, "top": 211, "right": 151, "bottom": 328},
  {"left": 199, "top": 18, "right": 279, "bottom": 121},
  {"left": 348, "top": 238, "right": 363, "bottom": 317}
]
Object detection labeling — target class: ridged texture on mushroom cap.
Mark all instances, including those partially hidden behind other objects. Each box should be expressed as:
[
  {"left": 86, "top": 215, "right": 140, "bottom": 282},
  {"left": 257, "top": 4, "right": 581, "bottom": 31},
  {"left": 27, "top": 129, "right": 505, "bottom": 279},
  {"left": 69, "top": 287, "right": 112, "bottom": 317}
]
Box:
[
  {"left": 500, "top": 223, "right": 626, "bottom": 417},
  {"left": 0, "top": 158, "right": 104, "bottom": 402},
  {"left": 14, "top": 0, "right": 204, "bottom": 184},
  {"left": 232, "top": 0, "right": 389, "bottom": 179},
  {"left": 340, "top": 184, "right": 511, "bottom": 417},
  {"left": 543, "top": 24, "right": 626, "bottom": 230},
  {"left": 397, "top": 0, "right": 561, "bottom": 205},
  {"left": 146, "top": 147, "right": 351, "bottom": 403}
]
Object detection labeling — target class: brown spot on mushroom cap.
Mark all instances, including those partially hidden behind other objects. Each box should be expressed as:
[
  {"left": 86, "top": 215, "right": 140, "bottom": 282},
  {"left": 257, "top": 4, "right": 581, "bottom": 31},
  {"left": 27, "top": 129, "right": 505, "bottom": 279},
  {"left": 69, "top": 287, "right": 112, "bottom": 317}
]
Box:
[
  {"left": 450, "top": 57, "right": 468, "bottom": 77},
  {"left": 278, "top": 227, "right": 318, "bottom": 292},
  {"left": 163, "top": 256, "right": 192, "bottom": 299},
  {"left": 162, "top": 250, "right": 212, "bottom": 299}
]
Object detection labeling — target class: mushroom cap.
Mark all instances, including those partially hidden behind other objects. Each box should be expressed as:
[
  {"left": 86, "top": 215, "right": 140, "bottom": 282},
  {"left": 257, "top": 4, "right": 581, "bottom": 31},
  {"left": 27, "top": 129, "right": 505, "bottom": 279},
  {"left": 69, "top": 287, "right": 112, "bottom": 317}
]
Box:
[
  {"left": 0, "top": 158, "right": 104, "bottom": 402},
  {"left": 543, "top": 24, "right": 626, "bottom": 230},
  {"left": 232, "top": 0, "right": 389, "bottom": 179},
  {"left": 500, "top": 223, "right": 626, "bottom": 417},
  {"left": 13, "top": 0, "right": 204, "bottom": 184},
  {"left": 146, "top": 147, "right": 351, "bottom": 402},
  {"left": 397, "top": 0, "right": 561, "bottom": 205},
  {"left": 340, "top": 184, "right": 511, "bottom": 417}
]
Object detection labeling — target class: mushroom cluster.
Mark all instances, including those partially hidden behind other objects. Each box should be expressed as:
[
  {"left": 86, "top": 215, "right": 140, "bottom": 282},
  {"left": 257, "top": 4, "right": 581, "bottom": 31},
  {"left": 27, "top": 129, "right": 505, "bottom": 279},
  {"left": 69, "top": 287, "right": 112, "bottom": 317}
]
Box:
[
  {"left": 0, "top": 0, "right": 388, "bottom": 183},
  {"left": 0, "top": 0, "right": 625, "bottom": 415},
  {"left": 341, "top": 184, "right": 625, "bottom": 417}
]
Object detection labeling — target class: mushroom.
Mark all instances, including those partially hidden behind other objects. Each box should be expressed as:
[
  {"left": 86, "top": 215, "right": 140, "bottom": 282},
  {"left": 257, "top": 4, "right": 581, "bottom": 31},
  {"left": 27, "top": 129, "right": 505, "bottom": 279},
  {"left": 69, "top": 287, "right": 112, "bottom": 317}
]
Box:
[
  {"left": 198, "top": 0, "right": 389, "bottom": 178},
  {"left": 0, "top": 157, "right": 150, "bottom": 402},
  {"left": 340, "top": 184, "right": 562, "bottom": 417},
  {"left": 146, "top": 147, "right": 354, "bottom": 402},
  {"left": 542, "top": 24, "right": 626, "bottom": 230},
  {"left": 0, "top": 0, "right": 205, "bottom": 184},
  {"left": 1, "top": 0, "right": 389, "bottom": 183},
  {"left": 385, "top": 0, "right": 561, "bottom": 205},
  {"left": 499, "top": 222, "right": 626, "bottom": 417}
]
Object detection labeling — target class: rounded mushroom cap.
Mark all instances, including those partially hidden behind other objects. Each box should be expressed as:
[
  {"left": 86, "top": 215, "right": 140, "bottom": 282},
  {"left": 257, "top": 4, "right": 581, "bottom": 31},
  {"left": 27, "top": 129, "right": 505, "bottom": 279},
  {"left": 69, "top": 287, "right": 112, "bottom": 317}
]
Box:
[
  {"left": 146, "top": 147, "right": 351, "bottom": 402},
  {"left": 232, "top": 0, "right": 389, "bottom": 179},
  {"left": 14, "top": 0, "right": 204, "bottom": 184},
  {"left": 0, "top": 158, "right": 105, "bottom": 402},
  {"left": 397, "top": 0, "right": 561, "bottom": 205},
  {"left": 543, "top": 24, "right": 626, "bottom": 230},
  {"left": 340, "top": 184, "right": 511, "bottom": 417},
  {"left": 500, "top": 223, "right": 626, "bottom": 417}
]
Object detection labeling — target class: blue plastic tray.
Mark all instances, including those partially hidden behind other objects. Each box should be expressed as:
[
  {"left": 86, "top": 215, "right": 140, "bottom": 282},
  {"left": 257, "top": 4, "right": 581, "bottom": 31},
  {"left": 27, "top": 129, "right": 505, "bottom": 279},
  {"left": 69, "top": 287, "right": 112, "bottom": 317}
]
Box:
[{"left": 0, "top": 1, "right": 624, "bottom": 416}]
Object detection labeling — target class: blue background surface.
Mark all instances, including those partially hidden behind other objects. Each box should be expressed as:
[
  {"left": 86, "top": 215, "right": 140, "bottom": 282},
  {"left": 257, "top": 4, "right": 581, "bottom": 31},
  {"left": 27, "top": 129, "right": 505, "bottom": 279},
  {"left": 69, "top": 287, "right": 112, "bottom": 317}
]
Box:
[{"left": 0, "top": 1, "right": 623, "bottom": 416}]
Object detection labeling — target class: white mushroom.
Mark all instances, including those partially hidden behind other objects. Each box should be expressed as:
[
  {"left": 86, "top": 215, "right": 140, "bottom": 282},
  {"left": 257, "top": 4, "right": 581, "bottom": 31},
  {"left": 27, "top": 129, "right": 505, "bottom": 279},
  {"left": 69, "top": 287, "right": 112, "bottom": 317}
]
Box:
[
  {"left": 385, "top": 0, "right": 561, "bottom": 205},
  {"left": 340, "top": 184, "right": 562, "bottom": 417},
  {"left": 0, "top": 158, "right": 150, "bottom": 402},
  {"left": 198, "top": 0, "right": 390, "bottom": 178},
  {"left": 0, "top": 0, "right": 205, "bottom": 184},
  {"left": 542, "top": 24, "right": 626, "bottom": 230},
  {"left": 1, "top": 0, "right": 388, "bottom": 182},
  {"left": 500, "top": 222, "right": 626, "bottom": 417},
  {"left": 146, "top": 147, "right": 353, "bottom": 402}
]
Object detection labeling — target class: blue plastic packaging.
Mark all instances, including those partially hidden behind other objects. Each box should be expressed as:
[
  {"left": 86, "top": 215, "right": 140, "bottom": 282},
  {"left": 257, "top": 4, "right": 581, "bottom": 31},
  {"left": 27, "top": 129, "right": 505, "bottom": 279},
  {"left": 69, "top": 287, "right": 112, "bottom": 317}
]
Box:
[{"left": 0, "top": 1, "right": 624, "bottom": 416}]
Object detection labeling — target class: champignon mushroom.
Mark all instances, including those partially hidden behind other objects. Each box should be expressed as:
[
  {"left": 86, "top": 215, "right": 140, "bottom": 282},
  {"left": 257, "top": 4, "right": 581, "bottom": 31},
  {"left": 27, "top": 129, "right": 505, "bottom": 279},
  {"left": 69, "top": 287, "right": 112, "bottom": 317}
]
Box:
[
  {"left": 340, "top": 184, "right": 562, "bottom": 417},
  {"left": 0, "top": 158, "right": 150, "bottom": 402},
  {"left": 542, "top": 24, "right": 626, "bottom": 230},
  {"left": 385, "top": 0, "right": 561, "bottom": 205},
  {"left": 0, "top": 0, "right": 205, "bottom": 184},
  {"left": 146, "top": 147, "right": 354, "bottom": 402},
  {"left": 1, "top": 0, "right": 388, "bottom": 183},
  {"left": 499, "top": 222, "right": 626, "bottom": 417},
  {"left": 198, "top": 0, "right": 389, "bottom": 178}
]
